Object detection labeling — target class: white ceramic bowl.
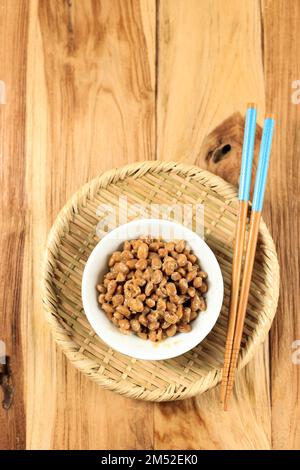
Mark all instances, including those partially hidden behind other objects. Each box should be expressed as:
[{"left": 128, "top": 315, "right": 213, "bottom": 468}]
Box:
[{"left": 82, "top": 219, "right": 223, "bottom": 360}]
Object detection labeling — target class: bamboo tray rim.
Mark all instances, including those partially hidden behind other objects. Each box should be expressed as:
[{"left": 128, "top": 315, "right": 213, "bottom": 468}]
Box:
[{"left": 42, "top": 160, "right": 280, "bottom": 401}]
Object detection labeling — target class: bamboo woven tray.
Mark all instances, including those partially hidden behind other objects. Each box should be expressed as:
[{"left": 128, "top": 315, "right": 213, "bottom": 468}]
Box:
[{"left": 42, "top": 161, "right": 279, "bottom": 401}]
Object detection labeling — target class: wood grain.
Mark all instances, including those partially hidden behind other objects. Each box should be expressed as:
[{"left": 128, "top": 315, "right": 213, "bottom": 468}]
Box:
[
  {"left": 0, "top": 0, "right": 28, "bottom": 450},
  {"left": 198, "top": 112, "right": 262, "bottom": 193},
  {"left": 154, "top": 343, "right": 271, "bottom": 450},
  {"left": 156, "top": 0, "right": 265, "bottom": 162},
  {"left": 1, "top": 0, "right": 299, "bottom": 450},
  {"left": 23, "top": 0, "right": 155, "bottom": 449},
  {"left": 155, "top": 0, "right": 271, "bottom": 450},
  {"left": 262, "top": 0, "right": 300, "bottom": 450}
]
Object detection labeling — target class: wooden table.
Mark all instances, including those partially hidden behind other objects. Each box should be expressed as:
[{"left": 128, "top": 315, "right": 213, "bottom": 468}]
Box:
[{"left": 1, "top": 0, "right": 299, "bottom": 450}]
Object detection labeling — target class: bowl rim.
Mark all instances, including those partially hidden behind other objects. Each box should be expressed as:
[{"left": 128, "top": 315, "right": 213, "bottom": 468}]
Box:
[{"left": 81, "top": 218, "right": 224, "bottom": 360}]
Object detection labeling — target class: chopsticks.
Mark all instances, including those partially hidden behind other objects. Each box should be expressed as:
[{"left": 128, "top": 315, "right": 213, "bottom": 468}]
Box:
[
  {"left": 220, "top": 103, "right": 257, "bottom": 403},
  {"left": 221, "top": 110, "right": 275, "bottom": 410}
]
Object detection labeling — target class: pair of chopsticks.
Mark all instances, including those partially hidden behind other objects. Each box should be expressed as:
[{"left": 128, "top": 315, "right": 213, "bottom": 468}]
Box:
[{"left": 221, "top": 104, "right": 275, "bottom": 410}]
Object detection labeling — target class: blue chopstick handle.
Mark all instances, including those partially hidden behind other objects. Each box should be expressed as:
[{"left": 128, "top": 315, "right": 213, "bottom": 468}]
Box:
[
  {"left": 252, "top": 117, "right": 275, "bottom": 212},
  {"left": 239, "top": 107, "right": 257, "bottom": 201}
]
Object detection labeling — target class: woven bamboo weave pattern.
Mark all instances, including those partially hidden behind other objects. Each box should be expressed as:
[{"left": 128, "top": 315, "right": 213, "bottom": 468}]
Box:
[{"left": 42, "top": 161, "right": 279, "bottom": 401}]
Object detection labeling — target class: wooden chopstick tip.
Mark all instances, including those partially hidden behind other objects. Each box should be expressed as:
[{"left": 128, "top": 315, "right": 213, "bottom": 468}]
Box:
[{"left": 223, "top": 392, "right": 232, "bottom": 411}]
